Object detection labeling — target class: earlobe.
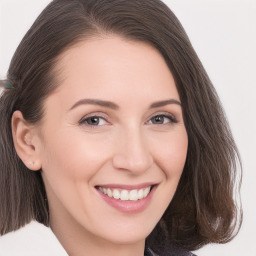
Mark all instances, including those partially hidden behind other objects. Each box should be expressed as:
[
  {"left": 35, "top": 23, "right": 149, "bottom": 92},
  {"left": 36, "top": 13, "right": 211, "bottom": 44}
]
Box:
[{"left": 12, "top": 110, "right": 42, "bottom": 171}]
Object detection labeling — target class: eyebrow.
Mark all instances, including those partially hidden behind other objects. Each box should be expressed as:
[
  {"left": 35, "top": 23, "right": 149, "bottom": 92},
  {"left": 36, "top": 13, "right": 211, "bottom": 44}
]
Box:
[
  {"left": 69, "top": 98, "right": 119, "bottom": 111},
  {"left": 149, "top": 99, "right": 181, "bottom": 108},
  {"left": 69, "top": 98, "right": 181, "bottom": 111}
]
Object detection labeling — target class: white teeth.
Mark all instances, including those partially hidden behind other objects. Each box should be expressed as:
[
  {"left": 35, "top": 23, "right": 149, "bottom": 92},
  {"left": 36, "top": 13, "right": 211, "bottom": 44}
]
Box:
[
  {"left": 98, "top": 186, "right": 152, "bottom": 201},
  {"left": 143, "top": 187, "right": 151, "bottom": 197},
  {"left": 120, "top": 190, "right": 129, "bottom": 200},
  {"left": 129, "top": 190, "right": 138, "bottom": 201},
  {"left": 113, "top": 189, "right": 120, "bottom": 199},
  {"left": 138, "top": 189, "right": 144, "bottom": 199},
  {"left": 107, "top": 188, "right": 112, "bottom": 198}
]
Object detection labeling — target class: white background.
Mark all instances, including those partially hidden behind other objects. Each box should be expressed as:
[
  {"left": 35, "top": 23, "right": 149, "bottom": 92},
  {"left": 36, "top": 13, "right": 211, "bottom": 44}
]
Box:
[{"left": 0, "top": 0, "right": 255, "bottom": 255}]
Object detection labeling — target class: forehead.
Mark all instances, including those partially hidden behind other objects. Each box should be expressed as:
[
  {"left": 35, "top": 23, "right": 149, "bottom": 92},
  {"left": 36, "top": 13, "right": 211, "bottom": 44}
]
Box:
[{"left": 51, "top": 35, "right": 179, "bottom": 104}]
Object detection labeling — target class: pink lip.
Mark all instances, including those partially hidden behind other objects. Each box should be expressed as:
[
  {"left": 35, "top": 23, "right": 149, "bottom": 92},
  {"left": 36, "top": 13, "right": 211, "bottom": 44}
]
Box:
[{"left": 95, "top": 184, "right": 157, "bottom": 214}]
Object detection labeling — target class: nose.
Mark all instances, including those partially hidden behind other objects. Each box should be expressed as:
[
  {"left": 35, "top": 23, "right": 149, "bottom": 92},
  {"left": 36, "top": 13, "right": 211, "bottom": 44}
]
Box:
[{"left": 112, "top": 127, "right": 153, "bottom": 174}]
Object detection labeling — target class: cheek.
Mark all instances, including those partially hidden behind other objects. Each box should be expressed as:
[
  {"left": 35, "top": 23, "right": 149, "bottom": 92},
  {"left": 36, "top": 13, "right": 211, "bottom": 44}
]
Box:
[
  {"left": 154, "top": 129, "right": 188, "bottom": 179},
  {"left": 39, "top": 129, "right": 112, "bottom": 219},
  {"left": 40, "top": 129, "right": 110, "bottom": 180},
  {"left": 156, "top": 130, "right": 188, "bottom": 207}
]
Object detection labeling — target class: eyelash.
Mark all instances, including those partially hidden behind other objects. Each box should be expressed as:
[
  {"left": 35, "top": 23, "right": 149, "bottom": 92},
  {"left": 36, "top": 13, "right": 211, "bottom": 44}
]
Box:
[
  {"left": 78, "top": 115, "right": 109, "bottom": 127},
  {"left": 147, "top": 113, "right": 178, "bottom": 125},
  {"left": 78, "top": 113, "right": 178, "bottom": 127}
]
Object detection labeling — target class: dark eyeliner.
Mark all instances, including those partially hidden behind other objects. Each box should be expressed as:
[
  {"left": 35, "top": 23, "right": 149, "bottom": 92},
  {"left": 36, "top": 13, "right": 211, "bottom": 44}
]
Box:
[
  {"left": 78, "top": 114, "right": 108, "bottom": 126},
  {"left": 162, "top": 114, "right": 178, "bottom": 123},
  {"left": 148, "top": 112, "right": 178, "bottom": 125}
]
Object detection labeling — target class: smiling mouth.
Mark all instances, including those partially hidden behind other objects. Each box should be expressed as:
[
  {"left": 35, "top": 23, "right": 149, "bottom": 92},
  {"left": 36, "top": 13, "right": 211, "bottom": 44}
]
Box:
[{"left": 96, "top": 186, "right": 153, "bottom": 201}]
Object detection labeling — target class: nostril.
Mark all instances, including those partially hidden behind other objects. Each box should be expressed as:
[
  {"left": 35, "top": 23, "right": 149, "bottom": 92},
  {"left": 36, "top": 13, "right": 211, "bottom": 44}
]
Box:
[{"left": 112, "top": 154, "right": 153, "bottom": 173}]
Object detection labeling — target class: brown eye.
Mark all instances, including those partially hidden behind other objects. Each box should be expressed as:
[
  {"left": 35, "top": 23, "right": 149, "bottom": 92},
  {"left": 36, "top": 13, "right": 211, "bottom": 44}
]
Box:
[
  {"left": 87, "top": 117, "right": 100, "bottom": 125},
  {"left": 151, "top": 116, "right": 165, "bottom": 124},
  {"left": 149, "top": 115, "right": 177, "bottom": 125},
  {"left": 79, "top": 116, "right": 107, "bottom": 126}
]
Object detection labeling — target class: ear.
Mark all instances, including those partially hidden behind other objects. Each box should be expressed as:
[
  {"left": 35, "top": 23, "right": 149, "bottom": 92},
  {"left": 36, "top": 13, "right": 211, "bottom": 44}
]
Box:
[{"left": 12, "top": 110, "right": 42, "bottom": 171}]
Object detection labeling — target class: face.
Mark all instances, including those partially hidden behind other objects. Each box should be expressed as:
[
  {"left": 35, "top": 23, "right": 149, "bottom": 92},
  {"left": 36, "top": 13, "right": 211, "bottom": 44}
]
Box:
[{"left": 35, "top": 36, "right": 188, "bottom": 246}]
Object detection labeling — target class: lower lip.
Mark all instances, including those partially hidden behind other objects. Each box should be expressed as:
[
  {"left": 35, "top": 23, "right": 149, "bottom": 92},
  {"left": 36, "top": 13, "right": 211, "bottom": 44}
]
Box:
[{"left": 96, "top": 186, "right": 156, "bottom": 214}]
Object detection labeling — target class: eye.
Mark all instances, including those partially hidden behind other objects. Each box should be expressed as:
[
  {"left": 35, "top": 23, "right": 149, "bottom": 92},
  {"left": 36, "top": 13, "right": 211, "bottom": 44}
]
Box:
[
  {"left": 148, "top": 114, "right": 177, "bottom": 125},
  {"left": 79, "top": 116, "right": 108, "bottom": 126}
]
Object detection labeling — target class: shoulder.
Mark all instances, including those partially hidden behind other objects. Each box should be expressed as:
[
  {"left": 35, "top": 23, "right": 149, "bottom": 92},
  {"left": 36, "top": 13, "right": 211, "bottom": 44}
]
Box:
[{"left": 0, "top": 221, "right": 68, "bottom": 256}]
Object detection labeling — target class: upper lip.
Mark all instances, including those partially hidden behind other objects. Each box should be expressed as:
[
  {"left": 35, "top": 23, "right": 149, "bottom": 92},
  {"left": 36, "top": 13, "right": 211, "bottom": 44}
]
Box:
[{"left": 95, "top": 182, "right": 156, "bottom": 190}]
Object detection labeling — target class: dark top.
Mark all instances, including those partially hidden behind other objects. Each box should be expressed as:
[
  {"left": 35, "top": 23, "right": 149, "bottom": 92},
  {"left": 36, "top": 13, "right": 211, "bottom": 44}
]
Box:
[{"left": 144, "top": 245, "right": 196, "bottom": 256}]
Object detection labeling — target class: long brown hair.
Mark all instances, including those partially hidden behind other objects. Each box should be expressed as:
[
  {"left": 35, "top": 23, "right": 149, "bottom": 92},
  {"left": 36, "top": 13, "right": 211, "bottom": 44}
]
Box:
[{"left": 0, "top": 0, "right": 242, "bottom": 253}]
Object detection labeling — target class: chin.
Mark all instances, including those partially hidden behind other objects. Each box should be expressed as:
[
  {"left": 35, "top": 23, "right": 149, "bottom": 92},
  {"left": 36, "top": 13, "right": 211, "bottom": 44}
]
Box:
[{"left": 98, "top": 222, "right": 156, "bottom": 245}]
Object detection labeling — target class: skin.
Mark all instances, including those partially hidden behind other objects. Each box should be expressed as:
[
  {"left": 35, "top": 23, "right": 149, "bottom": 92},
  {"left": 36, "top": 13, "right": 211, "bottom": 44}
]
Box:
[{"left": 12, "top": 36, "right": 188, "bottom": 256}]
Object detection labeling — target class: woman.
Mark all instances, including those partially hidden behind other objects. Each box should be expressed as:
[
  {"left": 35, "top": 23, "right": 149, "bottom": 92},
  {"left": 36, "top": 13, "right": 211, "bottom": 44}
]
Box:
[{"left": 0, "top": 0, "right": 242, "bottom": 255}]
